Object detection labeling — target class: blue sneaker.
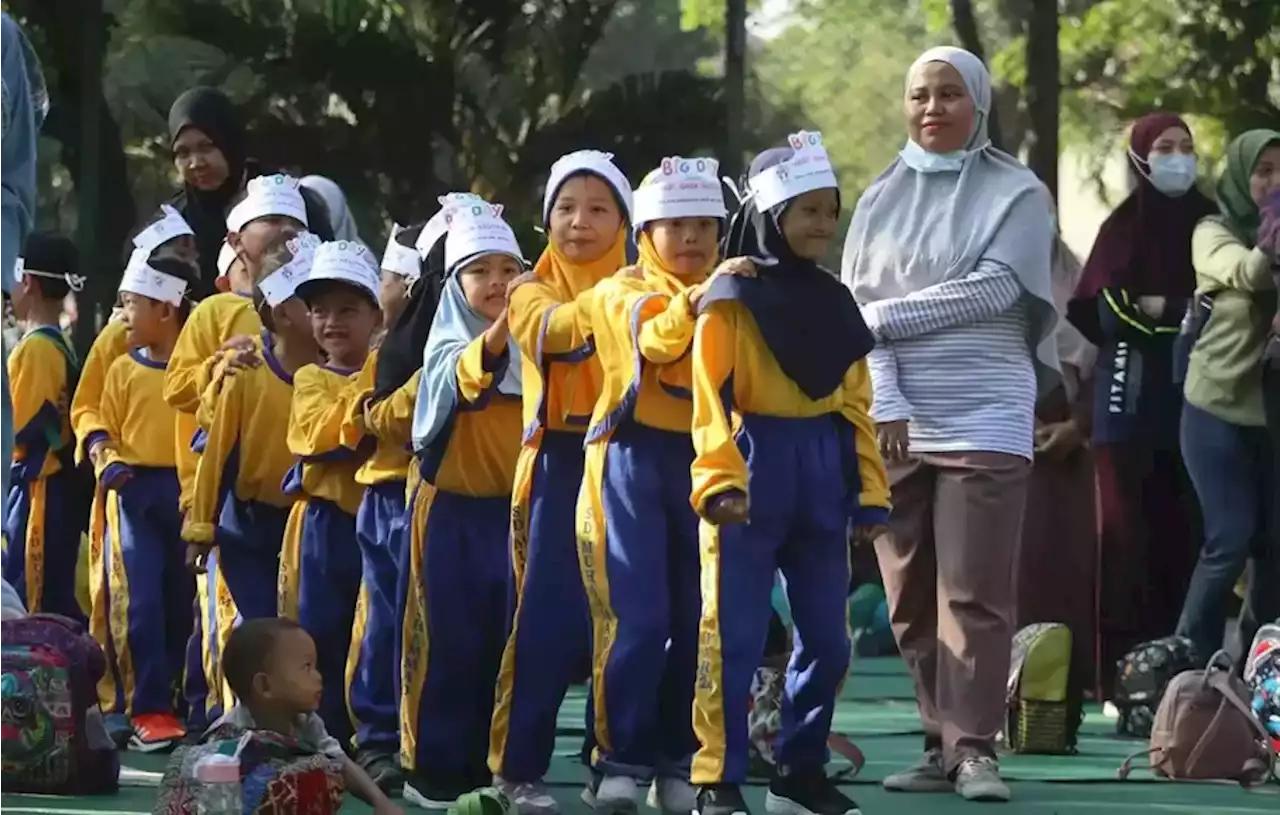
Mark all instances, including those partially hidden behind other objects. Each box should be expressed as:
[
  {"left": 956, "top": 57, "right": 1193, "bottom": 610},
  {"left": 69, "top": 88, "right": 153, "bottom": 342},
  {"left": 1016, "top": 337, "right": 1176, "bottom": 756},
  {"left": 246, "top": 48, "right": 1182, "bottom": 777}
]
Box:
[{"left": 103, "top": 712, "right": 132, "bottom": 748}]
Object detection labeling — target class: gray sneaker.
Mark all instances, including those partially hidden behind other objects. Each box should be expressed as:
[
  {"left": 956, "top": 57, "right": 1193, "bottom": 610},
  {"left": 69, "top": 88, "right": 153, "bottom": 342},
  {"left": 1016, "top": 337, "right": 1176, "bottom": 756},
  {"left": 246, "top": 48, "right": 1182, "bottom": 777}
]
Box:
[
  {"left": 881, "top": 749, "right": 952, "bottom": 793},
  {"left": 494, "top": 777, "right": 561, "bottom": 815},
  {"left": 953, "top": 757, "right": 1010, "bottom": 802}
]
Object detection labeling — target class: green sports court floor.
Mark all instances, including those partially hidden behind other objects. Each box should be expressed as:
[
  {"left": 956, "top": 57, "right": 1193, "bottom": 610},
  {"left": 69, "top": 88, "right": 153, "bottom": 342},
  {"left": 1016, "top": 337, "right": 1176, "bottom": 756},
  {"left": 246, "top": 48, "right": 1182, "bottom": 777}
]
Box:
[{"left": 5, "top": 658, "right": 1277, "bottom": 813}]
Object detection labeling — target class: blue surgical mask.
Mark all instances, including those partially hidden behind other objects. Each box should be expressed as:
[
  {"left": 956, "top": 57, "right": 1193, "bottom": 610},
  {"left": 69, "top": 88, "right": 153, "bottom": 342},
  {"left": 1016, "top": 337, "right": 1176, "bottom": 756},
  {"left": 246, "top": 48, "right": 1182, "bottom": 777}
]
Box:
[
  {"left": 1142, "top": 152, "right": 1198, "bottom": 197},
  {"left": 900, "top": 139, "right": 966, "bottom": 174}
]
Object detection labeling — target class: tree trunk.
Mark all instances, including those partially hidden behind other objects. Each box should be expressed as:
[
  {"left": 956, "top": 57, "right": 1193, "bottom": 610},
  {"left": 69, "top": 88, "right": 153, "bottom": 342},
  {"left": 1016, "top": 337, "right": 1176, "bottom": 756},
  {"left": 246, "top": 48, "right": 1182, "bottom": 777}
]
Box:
[
  {"left": 949, "top": 0, "right": 1004, "bottom": 150},
  {"left": 1024, "top": 1, "right": 1060, "bottom": 199}
]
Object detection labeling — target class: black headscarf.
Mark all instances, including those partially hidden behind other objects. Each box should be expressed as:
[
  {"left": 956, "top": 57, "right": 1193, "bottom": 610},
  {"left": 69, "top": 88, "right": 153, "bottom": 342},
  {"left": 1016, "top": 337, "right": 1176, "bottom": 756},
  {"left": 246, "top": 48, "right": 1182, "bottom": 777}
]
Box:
[
  {"left": 700, "top": 147, "right": 875, "bottom": 401},
  {"left": 167, "top": 87, "right": 248, "bottom": 290},
  {"left": 372, "top": 224, "right": 448, "bottom": 401}
]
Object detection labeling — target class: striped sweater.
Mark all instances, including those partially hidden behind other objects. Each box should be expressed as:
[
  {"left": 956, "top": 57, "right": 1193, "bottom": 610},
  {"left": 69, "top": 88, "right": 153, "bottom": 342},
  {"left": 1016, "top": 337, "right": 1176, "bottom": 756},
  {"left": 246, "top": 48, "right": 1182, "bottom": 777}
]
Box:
[{"left": 861, "top": 258, "right": 1036, "bottom": 460}]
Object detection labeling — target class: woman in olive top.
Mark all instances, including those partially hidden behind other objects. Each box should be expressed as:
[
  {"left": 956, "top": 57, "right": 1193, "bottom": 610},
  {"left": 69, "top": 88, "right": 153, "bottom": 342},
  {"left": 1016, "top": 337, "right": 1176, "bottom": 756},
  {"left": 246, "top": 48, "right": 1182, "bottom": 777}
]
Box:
[{"left": 1177, "top": 128, "right": 1280, "bottom": 661}]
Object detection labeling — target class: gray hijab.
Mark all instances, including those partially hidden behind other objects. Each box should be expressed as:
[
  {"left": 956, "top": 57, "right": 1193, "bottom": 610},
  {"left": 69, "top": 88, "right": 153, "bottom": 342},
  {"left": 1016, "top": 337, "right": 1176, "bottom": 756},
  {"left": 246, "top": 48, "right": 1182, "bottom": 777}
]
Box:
[
  {"left": 841, "top": 46, "right": 1060, "bottom": 395},
  {"left": 300, "top": 175, "right": 361, "bottom": 243}
]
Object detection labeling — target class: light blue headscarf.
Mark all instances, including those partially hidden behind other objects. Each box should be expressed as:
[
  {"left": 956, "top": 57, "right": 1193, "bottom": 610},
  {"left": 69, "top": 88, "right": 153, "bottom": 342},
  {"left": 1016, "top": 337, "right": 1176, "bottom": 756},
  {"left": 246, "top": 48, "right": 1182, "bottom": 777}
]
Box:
[{"left": 411, "top": 260, "right": 523, "bottom": 453}]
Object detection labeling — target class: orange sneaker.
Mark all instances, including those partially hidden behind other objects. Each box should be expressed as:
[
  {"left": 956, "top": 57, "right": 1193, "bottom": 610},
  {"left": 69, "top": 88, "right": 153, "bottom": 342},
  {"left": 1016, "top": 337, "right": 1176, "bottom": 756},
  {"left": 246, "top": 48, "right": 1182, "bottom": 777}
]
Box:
[{"left": 129, "top": 712, "right": 186, "bottom": 752}]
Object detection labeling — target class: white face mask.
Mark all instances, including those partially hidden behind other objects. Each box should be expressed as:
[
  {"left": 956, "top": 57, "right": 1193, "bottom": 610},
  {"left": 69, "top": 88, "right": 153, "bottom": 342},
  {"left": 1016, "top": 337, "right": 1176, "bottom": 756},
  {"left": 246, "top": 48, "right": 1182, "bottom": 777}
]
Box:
[
  {"left": 900, "top": 139, "right": 966, "bottom": 174},
  {"left": 1140, "top": 152, "right": 1198, "bottom": 196}
]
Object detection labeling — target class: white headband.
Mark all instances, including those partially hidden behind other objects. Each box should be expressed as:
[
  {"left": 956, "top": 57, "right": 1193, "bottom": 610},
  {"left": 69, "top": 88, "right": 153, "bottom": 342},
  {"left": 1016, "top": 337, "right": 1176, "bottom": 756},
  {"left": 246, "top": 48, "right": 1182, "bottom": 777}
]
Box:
[
  {"left": 133, "top": 204, "right": 194, "bottom": 255},
  {"left": 381, "top": 224, "right": 421, "bottom": 281},
  {"left": 415, "top": 192, "right": 486, "bottom": 258},
  {"left": 444, "top": 202, "right": 525, "bottom": 272},
  {"left": 16, "top": 257, "right": 87, "bottom": 293},
  {"left": 633, "top": 156, "right": 728, "bottom": 230},
  {"left": 542, "top": 150, "right": 634, "bottom": 225},
  {"left": 118, "top": 248, "right": 187, "bottom": 306},
  {"left": 748, "top": 131, "right": 839, "bottom": 211},
  {"left": 216, "top": 241, "right": 237, "bottom": 278},
  {"left": 226, "top": 174, "right": 309, "bottom": 233},
  {"left": 302, "top": 240, "right": 381, "bottom": 302},
  {"left": 257, "top": 231, "right": 321, "bottom": 307}
]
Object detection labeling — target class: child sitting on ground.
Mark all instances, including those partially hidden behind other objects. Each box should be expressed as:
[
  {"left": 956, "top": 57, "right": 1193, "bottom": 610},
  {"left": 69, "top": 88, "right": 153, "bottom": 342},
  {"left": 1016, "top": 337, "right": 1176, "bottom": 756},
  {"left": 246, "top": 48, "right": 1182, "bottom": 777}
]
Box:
[{"left": 213, "top": 617, "right": 400, "bottom": 814}]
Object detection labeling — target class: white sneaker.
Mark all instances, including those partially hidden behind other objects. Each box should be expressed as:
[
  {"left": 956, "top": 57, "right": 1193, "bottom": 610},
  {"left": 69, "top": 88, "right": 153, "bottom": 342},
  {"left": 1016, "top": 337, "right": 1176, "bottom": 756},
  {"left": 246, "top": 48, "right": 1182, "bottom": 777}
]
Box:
[
  {"left": 881, "top": 749, "right": 952, "bottom": 793},
  {"left": 594, "top": 775, "right": 639, "bottom": 815},
  {"left": 648, "top": 777, "right": 696, "bottom": 814},
  {"left": 494, "top": 777, "right": 561, "bottom": 815},
  {"left": 953, "top": 757, "right": 1010, "bottom": 802}
]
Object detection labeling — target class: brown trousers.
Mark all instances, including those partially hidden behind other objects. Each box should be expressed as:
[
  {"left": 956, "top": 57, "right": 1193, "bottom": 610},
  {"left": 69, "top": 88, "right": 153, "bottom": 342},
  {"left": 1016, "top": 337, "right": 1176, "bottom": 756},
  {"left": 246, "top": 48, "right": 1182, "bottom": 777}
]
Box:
[{"left": 874, "top": 451, "right": 1030, "bottom": 773}]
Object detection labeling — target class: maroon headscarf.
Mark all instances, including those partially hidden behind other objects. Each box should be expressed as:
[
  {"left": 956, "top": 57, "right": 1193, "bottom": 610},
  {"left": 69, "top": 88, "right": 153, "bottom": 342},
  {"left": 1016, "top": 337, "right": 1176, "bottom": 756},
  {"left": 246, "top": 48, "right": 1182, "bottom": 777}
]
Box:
[{"left": 1068, "top": 112, "right": 1218, "bottom": 342}]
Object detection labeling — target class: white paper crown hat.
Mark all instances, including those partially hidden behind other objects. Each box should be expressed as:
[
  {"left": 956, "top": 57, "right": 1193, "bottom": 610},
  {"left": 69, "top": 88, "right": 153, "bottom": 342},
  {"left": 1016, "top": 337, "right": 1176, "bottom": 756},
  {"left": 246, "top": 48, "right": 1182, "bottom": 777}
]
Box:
[
  {"left": 257, "top": 231, "right": 321, "bottom": 307},
  {"left": 381, "top": 223, "right": 421, "bottom": 281},
  {"left": 747, "top": 131, "right": 839, "bottom": 211},
  {"left": 415, "top": 192, "right": 488, "bottom": 258},
  {"left": 298, "top": 240, "right": 381, "bottom": 303},
  {"left": 133, "top": 205, "right": 194, "bottom": 255},
  {"left": 444, "top": 201, "right": 525, "bottom": 273},
  {"left": 632, "top": 156, "right": 728, "bottom": 231},
  {"left": 216, "top": 241, "right": 237, "bottom": 278},
  {"left": 541, "top": 150, "right": 634, "bottom": 225},
  {"left": 226, "top": 174, "right": 310, "bottom": 233},
  {"left": 118, "top": 247, "right": 189, "bottom": 306}
]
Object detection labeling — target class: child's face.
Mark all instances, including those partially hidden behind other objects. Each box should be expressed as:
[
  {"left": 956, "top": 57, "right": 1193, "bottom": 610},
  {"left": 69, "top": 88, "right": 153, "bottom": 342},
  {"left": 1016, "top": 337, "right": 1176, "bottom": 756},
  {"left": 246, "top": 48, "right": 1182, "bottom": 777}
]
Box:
[
  {"left": 255, "top": 627, "right": 324, "bottom": 714},
  {"left": 458, "top": 253, "right": 521, "bottom": 321},
  {"left": 648, "top": 217, "right": 719, "bottom": 278},
  {"left": 779, "top": 188, "right": 840, "bottom": 261},
  {"left": 230, "top": 216, "right": 304, "bottom": 280},
  {"left": 308, "top": 285, "right": 380, "bottom": 365},
  {"left": 119, "top": 291, "right": 173, "bottom": 347},
  {"left": 378, "top": 269, "right": 410, "bottom": 325},
  {"left": 548, "top": 175, "right": 623, "bottom": 263}
]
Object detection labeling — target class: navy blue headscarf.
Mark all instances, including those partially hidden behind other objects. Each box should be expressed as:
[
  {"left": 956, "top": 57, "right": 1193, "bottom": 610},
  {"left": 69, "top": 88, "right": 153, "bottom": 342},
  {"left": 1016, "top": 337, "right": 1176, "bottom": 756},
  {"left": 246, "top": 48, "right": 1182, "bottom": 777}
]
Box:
[{"left": 700, "top": 147, "right": 875, "bottom": 400}]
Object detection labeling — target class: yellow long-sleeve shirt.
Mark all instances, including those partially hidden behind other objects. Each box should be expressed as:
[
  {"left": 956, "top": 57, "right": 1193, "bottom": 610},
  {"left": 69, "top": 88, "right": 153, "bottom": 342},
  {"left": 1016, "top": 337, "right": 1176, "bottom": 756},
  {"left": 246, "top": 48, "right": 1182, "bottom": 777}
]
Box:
[
  {"left": 163, "top": 292, "right": 260, "bottom": 414},
  {"left": 586, "top": 276, "right": 700, "bottom": 438},
  {"left": 70, "top": 319, "right": 130, "bottom": 466},
  {"left": 181, "top": 339, "right": 298, "bottom": 545},
  {"left": 8, "top": 327, "right": 75, "bottom": 480},
  {"left": 340, "top": 350, "right": 412, "bottom": 486},
  {"left": 689, "top": 300, "right": 890, "bottom": 522},
  {"left": 94, "top": 351, "right": 180, "bottom": 470},
  {"left": 419, "top": 337, "right": 523, "bottom": 497},
  {"left": 509, "top": 280, "right": 604, "bottom": 435},
  {"left": 287, "top": 364, "right": 367, "bottom": 516}
]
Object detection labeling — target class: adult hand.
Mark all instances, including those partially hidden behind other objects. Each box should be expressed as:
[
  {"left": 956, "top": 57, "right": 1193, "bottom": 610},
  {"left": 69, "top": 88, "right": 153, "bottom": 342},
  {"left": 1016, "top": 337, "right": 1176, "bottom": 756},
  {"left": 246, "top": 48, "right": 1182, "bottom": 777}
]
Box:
[
  {"left": 1034, "top": 419, "right": 1084, "bottom": 461},
  {"left": 877, "top": 420, "right": 909, "bottom": 463}
]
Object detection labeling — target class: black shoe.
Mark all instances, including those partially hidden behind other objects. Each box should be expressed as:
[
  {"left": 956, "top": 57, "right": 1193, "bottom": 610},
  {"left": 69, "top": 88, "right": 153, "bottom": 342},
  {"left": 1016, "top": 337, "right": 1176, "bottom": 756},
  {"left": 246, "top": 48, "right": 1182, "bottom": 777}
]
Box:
[
  {"left": 404, "top": 772, "right": 475, "bottom": 811},
  {"left": 695, "top": 784, "right": 751, "bottom": 815},
  {"left": 357, "top": 749, "right": 405, "bottom": 795},
  {"left": 765, "top": 769, "right": 860, "bottom": 815}
]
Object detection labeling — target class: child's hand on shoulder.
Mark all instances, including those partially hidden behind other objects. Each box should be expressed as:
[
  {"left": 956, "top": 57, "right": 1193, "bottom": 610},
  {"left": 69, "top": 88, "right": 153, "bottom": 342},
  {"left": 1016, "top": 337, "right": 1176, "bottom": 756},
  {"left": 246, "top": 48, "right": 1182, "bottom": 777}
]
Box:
[
  {"left": 712, "top": 257, "right": 757, "bottom": 279},
  {"left": 614, "top": 264, "right": 643, "bottom": 279},
  {"left": 506, "top": 270, "right": 540, "bottom": 299},
  {"left": 706, "top": 489, "right": 749, "bottom": 526},
  {"left": 184, "top": 542, "right": 212, "bottom": 575},
  {"left": 213, "top": 335, "right": 260, "bottom": 372}
]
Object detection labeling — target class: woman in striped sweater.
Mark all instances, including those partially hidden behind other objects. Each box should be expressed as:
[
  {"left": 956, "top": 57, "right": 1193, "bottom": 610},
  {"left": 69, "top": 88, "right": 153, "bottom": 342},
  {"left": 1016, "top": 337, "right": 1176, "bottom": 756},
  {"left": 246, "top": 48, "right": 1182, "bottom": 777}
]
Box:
[{"left": 841, "top": 46, "right": 1060, "bottom": 804}]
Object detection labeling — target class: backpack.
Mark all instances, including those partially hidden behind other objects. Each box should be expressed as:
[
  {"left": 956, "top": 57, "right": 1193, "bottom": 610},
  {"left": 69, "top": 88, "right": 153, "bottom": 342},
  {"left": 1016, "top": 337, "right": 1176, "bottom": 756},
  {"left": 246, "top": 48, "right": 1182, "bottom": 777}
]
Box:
[
  {"left": 1118, "top": 650, "right": 1277, "bottom": 786},
  {"left": 1114, "top": 635, "right": 1201, "bottom": 738},
  {"left": 1005, "top": 622, "right": 1083, "bottom": 754},
  {"left": 1, "top": 613, "right": 119, "bottom": 794},
  {"left": 1245, "top": 623, "right": 1280, "bottom": 754}
]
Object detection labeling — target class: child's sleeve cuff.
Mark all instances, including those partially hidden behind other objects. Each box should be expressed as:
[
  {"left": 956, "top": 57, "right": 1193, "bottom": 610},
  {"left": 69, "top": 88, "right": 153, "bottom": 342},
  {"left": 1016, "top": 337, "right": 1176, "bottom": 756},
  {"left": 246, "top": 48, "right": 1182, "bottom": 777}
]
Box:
[{"left": 853, "top": 505, "right": 890, "bottom": 528}]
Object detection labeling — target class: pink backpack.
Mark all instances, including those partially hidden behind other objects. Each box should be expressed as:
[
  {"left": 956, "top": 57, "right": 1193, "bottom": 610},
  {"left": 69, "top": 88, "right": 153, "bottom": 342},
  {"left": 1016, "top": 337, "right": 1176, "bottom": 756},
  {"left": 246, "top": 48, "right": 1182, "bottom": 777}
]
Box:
[{"left": 1118, "top": 651, "right": 1276, "bottom": 787}]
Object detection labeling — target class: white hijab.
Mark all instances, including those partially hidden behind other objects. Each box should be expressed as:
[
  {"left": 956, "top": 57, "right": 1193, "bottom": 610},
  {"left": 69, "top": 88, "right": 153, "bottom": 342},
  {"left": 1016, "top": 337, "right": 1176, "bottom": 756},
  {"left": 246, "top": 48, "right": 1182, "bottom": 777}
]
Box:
[
  {"left": 300, "top": 175, "right": 360, "bottom": 243},
  {"left": 841, "top": 45, "right": 1061, "bottom": 394}
]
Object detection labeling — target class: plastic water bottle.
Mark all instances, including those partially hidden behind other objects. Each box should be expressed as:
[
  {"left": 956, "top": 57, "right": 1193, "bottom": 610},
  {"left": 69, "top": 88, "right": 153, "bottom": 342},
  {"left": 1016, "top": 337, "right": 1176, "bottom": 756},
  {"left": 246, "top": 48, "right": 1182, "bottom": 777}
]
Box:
[{"left": 194, "top": 754, "right": 242, "bottom": 815}]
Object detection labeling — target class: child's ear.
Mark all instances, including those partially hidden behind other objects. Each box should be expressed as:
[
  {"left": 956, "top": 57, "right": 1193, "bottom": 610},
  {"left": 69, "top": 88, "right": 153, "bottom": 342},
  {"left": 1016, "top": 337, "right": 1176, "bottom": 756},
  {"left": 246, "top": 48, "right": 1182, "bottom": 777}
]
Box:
[{"left": 252, "top": 670, "right": 271, "bottom": 701}]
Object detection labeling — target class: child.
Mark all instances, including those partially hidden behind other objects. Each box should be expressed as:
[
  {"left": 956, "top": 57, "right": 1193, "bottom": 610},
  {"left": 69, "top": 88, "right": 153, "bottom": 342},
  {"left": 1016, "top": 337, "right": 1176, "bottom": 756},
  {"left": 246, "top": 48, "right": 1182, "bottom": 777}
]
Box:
[
  {"left": 216, "top": 617, "right": 401, "bottom": 814},
  {"left": 576, "top": 157, "right": 739, "bottom": 814},
  {"left": 379, "top": 223, "right": 422, "bottom": 328},
  {"left": 71, "top": 204, "right": 198, "bottom": 729},
  {"left": 488, "top": 151, "right": 633, "bottom": 815},
  {"left": 4, "top": 232, "right": 86, "bottom": 622},
  {"left": 182, "top": 232, "right": 321, "bottom": 623},
  {"left": 281, "top": 240, "right": 383, "bottom": 752},
  {"left": 687, "top": 134, "right": 888, "bottom": 815},
  {"left": 88, "top": 250, "right": 202, "bottom": 751},
  {"left": 395, "top": 201, "right": 525, "bottom": 809}
]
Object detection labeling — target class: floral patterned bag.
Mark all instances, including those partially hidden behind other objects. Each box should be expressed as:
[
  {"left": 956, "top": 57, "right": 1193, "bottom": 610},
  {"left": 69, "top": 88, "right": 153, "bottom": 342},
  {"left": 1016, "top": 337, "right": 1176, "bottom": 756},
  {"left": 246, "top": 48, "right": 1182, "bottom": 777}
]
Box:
[{"left": 153, "top": 724, "right": 344, "bottom": 815}]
